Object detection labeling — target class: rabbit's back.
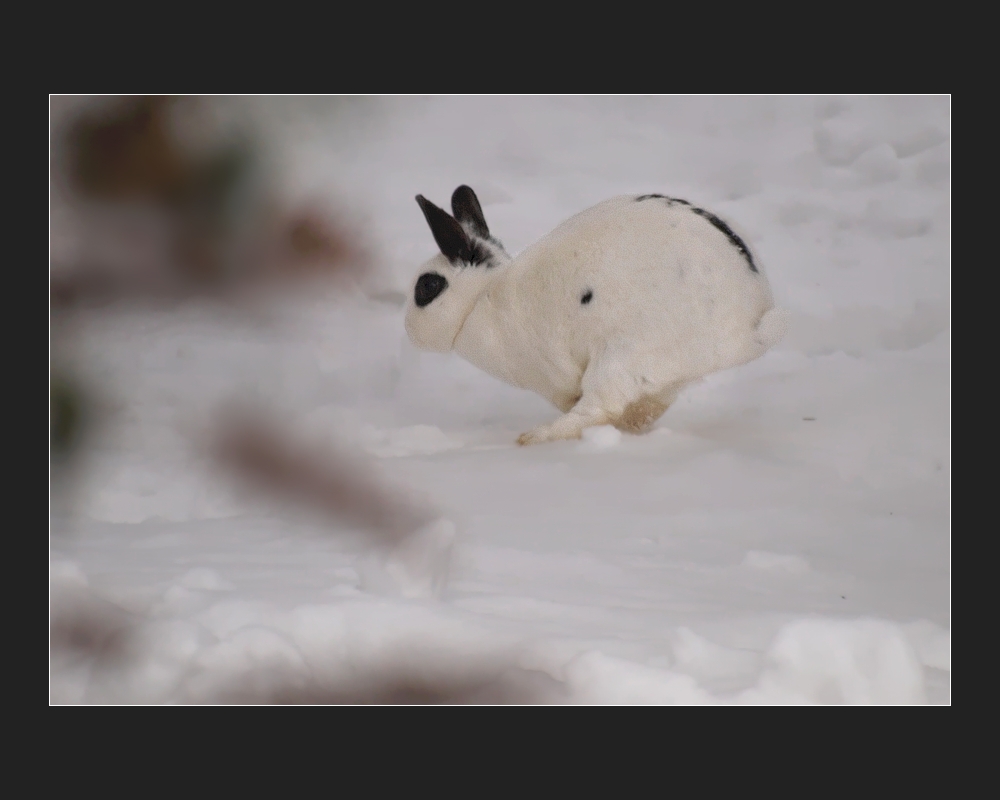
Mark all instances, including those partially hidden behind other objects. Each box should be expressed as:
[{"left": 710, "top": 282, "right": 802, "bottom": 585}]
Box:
[{"left": 507, "top": 195, "right": 774, "bottom": 374}]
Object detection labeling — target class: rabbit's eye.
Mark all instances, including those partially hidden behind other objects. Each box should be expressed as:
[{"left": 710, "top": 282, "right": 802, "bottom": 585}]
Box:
[{"left": 415, "top": 272, "right": 448, "bottom": 307}]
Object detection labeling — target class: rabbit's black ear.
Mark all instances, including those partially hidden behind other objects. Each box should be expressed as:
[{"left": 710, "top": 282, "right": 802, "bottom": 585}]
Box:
[
  {"left": 416, "top": 195, "right": 473, "bottom": 265},
  {"left": 451, "top": 185, "right": 490, "bottom": 239}
]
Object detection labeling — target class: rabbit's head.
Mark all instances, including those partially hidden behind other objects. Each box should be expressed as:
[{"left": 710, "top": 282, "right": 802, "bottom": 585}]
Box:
[{"left": 404, "top": 186, "right": 510, "bottom": 352}]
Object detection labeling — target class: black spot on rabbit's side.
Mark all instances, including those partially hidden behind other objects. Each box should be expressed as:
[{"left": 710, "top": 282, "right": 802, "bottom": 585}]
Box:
[
  {"left": 414, "top": 272, "right": 448, "bottom": 307},
  {"left": 581, "top": 290, "right": 593, "bottom": 305},
  {"left": 688, "top": 207, "right": 758, "bottom": 272}
]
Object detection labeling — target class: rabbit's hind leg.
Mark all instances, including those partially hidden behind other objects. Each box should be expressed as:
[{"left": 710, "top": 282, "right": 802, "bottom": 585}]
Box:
[
  {"left": 516, "top": 356, "right": 681, "bottom": 445},
  {"left": 516, "top": 397, "right": 609, "bottom": 445},
  {"left": 610, "top": 381, "right": 685, "bottom": 433},
  {"left": 611, "top": 395, "right": 669, "bottom": 434}
]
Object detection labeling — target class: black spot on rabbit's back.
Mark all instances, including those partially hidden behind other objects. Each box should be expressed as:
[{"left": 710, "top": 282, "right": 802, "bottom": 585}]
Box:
[
  {"left": 636, "top": 194, "right": 691, "bottom": 207},
  {"left": 635, "top": 194, "right": 757, "bottom": 272},
  {"left": 581, "top": 290, "right": 593, "bottom": 305},
  {"left": 688, "top": 207, "right": 758, "bottom": 273}
]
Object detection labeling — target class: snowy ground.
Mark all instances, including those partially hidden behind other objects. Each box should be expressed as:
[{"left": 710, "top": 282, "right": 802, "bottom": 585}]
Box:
[{"left": 50, "top": 96, "right": 950, "bottom": 704}]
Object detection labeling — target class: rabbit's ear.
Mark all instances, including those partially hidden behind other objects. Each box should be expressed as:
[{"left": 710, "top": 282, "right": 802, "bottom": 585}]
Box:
[
  {"left": 451, "top": 185, "right": 490, "bottom": 239},
  {"left": 416, "top": 195, "right": 474, "bottom": 265}
]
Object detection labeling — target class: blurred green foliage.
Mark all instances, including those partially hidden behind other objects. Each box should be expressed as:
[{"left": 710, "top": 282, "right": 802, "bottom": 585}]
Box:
[{"left": 50, "top": 373, "right": 83, "bottom": 457}]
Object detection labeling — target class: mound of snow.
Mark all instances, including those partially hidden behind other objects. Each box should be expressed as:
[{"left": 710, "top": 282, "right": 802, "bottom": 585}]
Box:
[{"left": 742, "top": 618, "right": 927, "bottom": 704}]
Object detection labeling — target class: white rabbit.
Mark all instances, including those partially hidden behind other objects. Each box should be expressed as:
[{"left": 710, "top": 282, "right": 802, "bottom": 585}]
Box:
[{"left": 405, "top": 186, "right": 787, "bottom": 446}]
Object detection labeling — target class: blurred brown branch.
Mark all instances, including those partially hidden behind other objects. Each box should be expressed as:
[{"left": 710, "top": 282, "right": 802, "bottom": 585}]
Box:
[
  {"left": 212, "top": 665, "right": 567, "bottom": 705},
  {"left": 67, "top": 96, "right": 191, "bottom": 204},
  {"left": 213, "top": 407, "right": 438, "bottom": 542},
  {"left": 50, "top": 580, "right": 136, "bottom": 666},
  {"left": 50, "top": 95, "right": 367, "bottom": 310}
]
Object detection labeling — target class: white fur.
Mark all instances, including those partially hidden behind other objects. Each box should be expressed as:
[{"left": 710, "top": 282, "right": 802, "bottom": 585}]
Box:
[{"left": 405, "top": 193, "right": 787, "bottom": 445}]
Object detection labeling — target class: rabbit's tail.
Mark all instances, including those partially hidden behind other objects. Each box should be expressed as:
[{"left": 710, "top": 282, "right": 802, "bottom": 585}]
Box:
[
  {"left": 726, "top": 307, "right": 790, "bottom": 368},
  {"left": 754, "top": 307, "right": 790, "bottom": 352}
]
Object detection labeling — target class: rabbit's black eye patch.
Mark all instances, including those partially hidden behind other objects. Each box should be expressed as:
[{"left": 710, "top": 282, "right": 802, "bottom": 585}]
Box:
[{"left": 415, "top": 272, "right": 448, "bottom": 307}]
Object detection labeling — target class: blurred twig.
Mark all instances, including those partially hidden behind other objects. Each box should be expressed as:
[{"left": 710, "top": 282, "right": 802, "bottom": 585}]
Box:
[
  {"left": 213, "top": 407, "right": 439, "bottom": 542},
  {"left": 49, "top": 581, "right": 136, "bottom": 666},
  {"left": 50, "top": 95, "right": 366, "bottom": 310},
  {"left": 214, "top": 665, "right": 567, "bottom": 705}
]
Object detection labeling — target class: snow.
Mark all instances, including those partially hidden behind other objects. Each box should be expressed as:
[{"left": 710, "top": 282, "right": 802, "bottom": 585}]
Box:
[
  {"left": 579, "top": 425, "right": 623, "bottom": 451},
  {"left": 50, "top": 95, "right": 950, "bottom": 704}
]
